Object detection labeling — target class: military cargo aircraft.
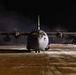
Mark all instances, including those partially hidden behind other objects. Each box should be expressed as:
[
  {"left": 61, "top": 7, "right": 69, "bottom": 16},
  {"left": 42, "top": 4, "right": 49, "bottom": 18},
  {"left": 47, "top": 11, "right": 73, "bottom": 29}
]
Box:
[{"left": 0, "top": 15, "right": 76, "bottom": 53}]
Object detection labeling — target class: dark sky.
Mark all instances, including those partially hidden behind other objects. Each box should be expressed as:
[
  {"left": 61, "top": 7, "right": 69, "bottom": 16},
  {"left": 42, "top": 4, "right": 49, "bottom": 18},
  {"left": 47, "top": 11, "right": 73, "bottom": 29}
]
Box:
[
  {"left": 0, "top": 0, "right": 76, "bottom": 30},
  {"left": 0, "top": 0, "right": 76, "bottom": 45}
]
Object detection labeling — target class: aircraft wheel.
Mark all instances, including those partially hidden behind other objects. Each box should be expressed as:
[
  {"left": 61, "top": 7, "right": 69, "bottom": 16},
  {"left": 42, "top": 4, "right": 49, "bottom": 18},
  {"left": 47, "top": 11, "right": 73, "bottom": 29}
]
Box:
[
  {"left": 38, "top": 50, "right": 40, "bottom": 53},
  {"left": 45, "top": 46, "right": 50, "bottom": 51},
  {"left": 35, "top": 50, "right": 37, "bottom": 53},
  {"left": 27, "top": 48, "right": 31, "bottom": 52}
]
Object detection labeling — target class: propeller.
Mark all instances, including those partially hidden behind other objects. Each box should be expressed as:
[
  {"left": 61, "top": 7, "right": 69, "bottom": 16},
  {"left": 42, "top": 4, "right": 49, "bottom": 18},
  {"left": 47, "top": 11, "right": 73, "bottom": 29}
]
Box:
[
  {"left": 14, "top": 31, "right": 20, "bottom": 39},
  {"left": 13, "top": 28, "right": 20, "bottom": 39},
  {"left": 52, "top": 26, "right": 69, "bottom": 43},
  {"left": 56, "top": 32, "right": 64, "bottom": 38}
]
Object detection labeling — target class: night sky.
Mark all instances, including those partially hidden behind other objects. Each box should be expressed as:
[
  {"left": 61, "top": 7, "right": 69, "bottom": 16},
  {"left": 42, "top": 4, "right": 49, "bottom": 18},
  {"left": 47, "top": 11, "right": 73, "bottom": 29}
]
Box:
[
  {"left": 1, "top": 0, "right": 76, "bottom": 30},
  {"left": 0, "top": 0, "right": 76, "bottom": 45}
]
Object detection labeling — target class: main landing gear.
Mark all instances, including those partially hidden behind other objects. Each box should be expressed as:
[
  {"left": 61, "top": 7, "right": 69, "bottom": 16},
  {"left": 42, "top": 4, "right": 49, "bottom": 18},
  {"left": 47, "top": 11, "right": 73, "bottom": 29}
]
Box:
[{"left": 27, "top": 48, "right": 40, "bottom": 53}]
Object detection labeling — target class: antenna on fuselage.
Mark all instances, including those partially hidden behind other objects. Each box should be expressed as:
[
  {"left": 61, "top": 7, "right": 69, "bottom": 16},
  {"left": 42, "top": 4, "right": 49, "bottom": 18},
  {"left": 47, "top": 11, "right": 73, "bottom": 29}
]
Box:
[{"left": 37, "top": 15, "right": 40, "bottom": 30}]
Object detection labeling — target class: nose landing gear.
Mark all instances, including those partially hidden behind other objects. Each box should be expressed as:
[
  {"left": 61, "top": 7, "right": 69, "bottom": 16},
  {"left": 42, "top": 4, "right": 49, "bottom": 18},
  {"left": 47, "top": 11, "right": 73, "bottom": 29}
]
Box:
[{"left": 35, "top": 49, "right": 40, "bottom": 53}]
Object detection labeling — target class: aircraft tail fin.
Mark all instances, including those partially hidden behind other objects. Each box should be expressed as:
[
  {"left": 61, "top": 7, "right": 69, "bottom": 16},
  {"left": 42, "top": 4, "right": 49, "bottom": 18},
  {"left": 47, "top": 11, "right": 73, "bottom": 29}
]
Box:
[{"left": 37, "top": 15, "right": 40, "bottom": 30}]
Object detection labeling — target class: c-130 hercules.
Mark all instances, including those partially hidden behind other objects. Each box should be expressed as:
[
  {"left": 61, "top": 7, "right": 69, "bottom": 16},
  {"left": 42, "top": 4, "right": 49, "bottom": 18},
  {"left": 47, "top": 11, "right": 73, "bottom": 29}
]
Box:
[{"left": 0, "top": 15, "right": 76, "bottom": 53}]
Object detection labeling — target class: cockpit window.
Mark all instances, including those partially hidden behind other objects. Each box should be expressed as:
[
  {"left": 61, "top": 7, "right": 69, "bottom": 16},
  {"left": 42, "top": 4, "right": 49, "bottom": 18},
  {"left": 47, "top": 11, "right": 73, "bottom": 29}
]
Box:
[
  {"left": 42, "top": 33, "right": 46, "bottom": 36},
  {"left": 39, "top": 32, "right": 46, "bottom": 38},
  {"left": 41, "top": 32, "right": 46, "bottom": 36}
]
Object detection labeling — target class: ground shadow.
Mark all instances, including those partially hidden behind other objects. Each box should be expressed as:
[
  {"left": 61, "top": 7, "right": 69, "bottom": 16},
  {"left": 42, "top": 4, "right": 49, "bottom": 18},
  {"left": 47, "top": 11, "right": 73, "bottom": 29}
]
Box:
[{"left": 0, "top": 49, "right": 32, "bottom": 53}]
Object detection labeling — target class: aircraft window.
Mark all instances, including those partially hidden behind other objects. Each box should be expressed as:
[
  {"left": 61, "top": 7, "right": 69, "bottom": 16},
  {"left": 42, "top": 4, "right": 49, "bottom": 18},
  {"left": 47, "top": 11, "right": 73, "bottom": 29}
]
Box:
[
  {"left": 41, "top": 32, "right": 45, "bottom": 36},
  {"left": 41, "top": 35, "right": 43, "bottom": 37},
  {"left": 39, "top": 32, "right": 46, "bottom": 37}
]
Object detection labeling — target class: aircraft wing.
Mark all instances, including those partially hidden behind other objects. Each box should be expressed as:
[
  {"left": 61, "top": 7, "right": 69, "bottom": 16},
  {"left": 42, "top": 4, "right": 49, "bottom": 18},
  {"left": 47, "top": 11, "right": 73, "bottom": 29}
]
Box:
[
  {"left": 14, "top": 31, "right": 76, "bottom": 38},
  {"left": 0, "top": 32, "right": 30, "bottom": 41},
  {"left": 46, "top": 32, "right": 76, "bottom": 43},
  {"left": 0, "top": 31, "right": 76, "bottom": 38},
  {"left": 0, "top": 31, "right": 76, "bottom": 43},
  {"left": 0, "top": 32, "right": 30, "bottom": 36},
  {"left": 47, "top": 32, "right": 76, "bottom": 38}
]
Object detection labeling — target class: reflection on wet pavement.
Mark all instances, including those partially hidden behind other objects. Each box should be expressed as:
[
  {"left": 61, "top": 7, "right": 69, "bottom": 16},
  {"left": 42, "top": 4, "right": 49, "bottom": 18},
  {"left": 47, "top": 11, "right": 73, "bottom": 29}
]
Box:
[{"left": 0, "top": 45, "right": 76, "bottom": 75}]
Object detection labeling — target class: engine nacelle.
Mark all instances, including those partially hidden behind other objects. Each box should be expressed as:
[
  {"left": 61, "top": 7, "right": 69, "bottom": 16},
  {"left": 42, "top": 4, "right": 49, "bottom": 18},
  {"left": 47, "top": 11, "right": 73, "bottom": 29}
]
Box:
[
  {"left": 56, "top": 32, "right": 64, "bottom": 38},
  {"left": 4, "top": 35, "right": 11, "bottom": 42},
  {"left": 14, "top": 31, "right": 20, "bottom": 39}
]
